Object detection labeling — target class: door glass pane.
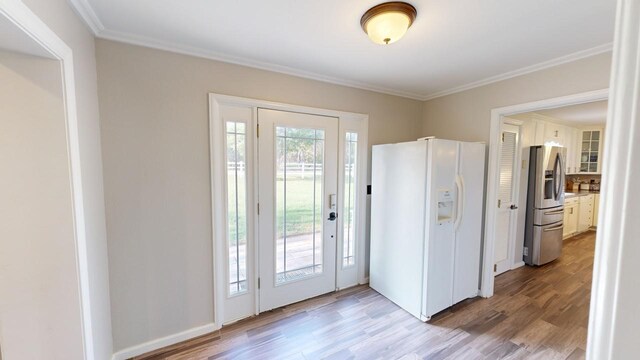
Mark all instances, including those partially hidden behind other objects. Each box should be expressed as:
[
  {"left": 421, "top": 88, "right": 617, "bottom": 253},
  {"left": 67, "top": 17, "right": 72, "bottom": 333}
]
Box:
[
  {"left": 583, "top": 132, "right": 591, "bottom": 141},
  {"left": 226, "top": 121, "right": 247, "bottom": 295},
  {"left": 589, "top": 163, "right": 598, "bottom": 172},
  {"left": 343, "top": 132, "right": 358, "bottom": 268},
  {"left": 592, "top": 131, "right": 600, "bottom": 140},
  {"left": 276, "top": 127, "right": 324, "bottom": 284}
]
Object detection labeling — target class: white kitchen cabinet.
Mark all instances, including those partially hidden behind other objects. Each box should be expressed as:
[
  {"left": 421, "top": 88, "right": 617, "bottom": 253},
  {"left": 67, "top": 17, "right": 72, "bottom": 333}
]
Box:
[
  {"left": 578, "top": 129, "right": 604, "bottom": 174},
  {"left": 566, "top": 128, "right": 581, "bottom": 174},
  {"left": 564, "top": 197, "right": 579, "bottom": 238},
  {"left": 543, "top": 122, "right": 566, "bottom": 146},
  {"left": 578, "top": 194, "right": 594, "bottom": 232},
  {"left": 593, "top": 194, "right": 600, "bottom": 227}
]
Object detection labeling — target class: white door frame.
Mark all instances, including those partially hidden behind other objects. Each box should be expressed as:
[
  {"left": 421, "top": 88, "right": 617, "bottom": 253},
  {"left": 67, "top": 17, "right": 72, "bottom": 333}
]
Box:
[
  {"left": 481, "top": 88, "right": 609, "bottom": 298},
  {"left": 494, "top": 122, "right": 523, "bottom": 275},
  {"left": 0, "top": 1, "right": 95, "bottom": 358},
  {"left": 588, "top": 0, "right": 640, "bottom": 358},
  {"left": 209, "top": 94, "right": 369, "bottom": 328}
]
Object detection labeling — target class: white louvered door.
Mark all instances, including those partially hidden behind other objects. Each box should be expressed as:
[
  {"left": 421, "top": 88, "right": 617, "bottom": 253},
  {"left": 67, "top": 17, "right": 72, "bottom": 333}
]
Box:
[{"left": 494, "top": 124, "right": 520, "bottom": 275}]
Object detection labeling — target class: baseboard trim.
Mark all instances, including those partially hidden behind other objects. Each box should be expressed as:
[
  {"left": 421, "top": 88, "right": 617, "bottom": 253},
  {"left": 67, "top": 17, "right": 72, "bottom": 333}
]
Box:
[
  {"left": 111, "top": 323, "right": 216, "bottom": 360},
  {"left": 511, "top": 261, "right": 526, "bottom": 270}
]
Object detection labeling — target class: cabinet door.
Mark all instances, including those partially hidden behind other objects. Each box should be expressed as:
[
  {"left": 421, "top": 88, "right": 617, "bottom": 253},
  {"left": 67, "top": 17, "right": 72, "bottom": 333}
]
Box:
[
  {"left": 563, "top": 207, "right": 572, "bottom": 237},
  {"left": 593, "top": 194, "right": 600, "bottom": 226},
  {"left": 566, "top": 205, "right": 578, "bottom": 235},
  {"left": 578, "top": 195, "right": 594, "bottom": 231},
  {"left": 579, "top": 130, "right": 603, "bottom": 174},
  {"left": 544, "top": 123, "right": 565, "bottom": 146},
  {"left": 573, "top": 128, "right": 582, "bottom": 174}
]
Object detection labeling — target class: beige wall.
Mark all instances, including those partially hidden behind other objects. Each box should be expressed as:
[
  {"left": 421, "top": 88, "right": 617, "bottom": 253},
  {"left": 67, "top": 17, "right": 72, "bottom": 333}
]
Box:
[
  {"left": 421, "top": 52, "right": 612, "bottom": 142},
  {"left": 19, "top": 0, "right": 113, "bottom": 359},
  {"left": 95, "top": 39, "right": 423, "bottom": 351},
  {"left": 0, "top": 50, "right": 84, "bottom": 359}
]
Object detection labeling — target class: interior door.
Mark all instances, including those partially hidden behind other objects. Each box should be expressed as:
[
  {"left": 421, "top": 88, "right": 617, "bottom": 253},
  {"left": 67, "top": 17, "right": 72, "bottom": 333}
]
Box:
[
  {"left": 495, "top": 124, "right": 520, "bottom": 275},
  {"left": 257, "top": 108, "right": 338, "bottom": 311}
]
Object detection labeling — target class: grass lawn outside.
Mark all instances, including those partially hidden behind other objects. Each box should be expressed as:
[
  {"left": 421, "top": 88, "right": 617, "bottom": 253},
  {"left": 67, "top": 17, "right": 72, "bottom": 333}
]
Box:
[{"left": 227, "top": 173, "right": 323, "bottom": 244}]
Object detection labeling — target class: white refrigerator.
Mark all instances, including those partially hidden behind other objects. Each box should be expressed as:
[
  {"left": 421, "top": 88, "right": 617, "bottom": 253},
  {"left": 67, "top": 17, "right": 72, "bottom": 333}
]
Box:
[{"left": 370, "top": 138, "right": 486, "bottom": 321}]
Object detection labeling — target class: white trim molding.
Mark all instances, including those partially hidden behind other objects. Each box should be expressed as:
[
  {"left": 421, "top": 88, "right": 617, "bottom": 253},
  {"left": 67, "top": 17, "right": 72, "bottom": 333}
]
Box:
[
  {"left": 208, "top": 93, "right": 369, "bottom": 327},
  {"left": 110, "top": 323, "right": 216, "bottom": 360},
  {"left": 0, "top": 0, "right": 95, "bottom": 358},
  {"left": 68, "top": 0, "right": 104, "bottom": 34},
  {"left": 66, "top": 1, "right": 612, "bottom": 102},
  {"left": 481, "top": 88, "right": 609, "bottom": 298},
  {"left": 588, "top": 0, "right": 640, "bottom": 358},
  {"left": 98, "top": 28, "right": 425, "bottom": 100},
  {"left": 422, "top": 43, "right": 613, "bottom": 101}
]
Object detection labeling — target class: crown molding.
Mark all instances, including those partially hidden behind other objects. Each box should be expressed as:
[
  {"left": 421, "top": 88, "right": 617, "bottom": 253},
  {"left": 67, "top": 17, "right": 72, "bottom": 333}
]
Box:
[
  {"left": 422, "top": 43, "right": 613, "bottom": 101},
  {"left": 66, "top": 0, "right": 612, "bottom": 102},
  {"left": 68, "top": 0, "right": 104, "bottom": 34},
  {"left": 97, "top": 28, "right": 427, "bottom": 100}
]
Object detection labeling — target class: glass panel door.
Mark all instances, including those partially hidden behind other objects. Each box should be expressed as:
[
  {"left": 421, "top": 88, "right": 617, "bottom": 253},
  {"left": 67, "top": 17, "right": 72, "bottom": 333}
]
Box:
[
  {"left": 258, "top": 108, "right": 338, "bottom": 312},
  {"left": 275, "top": 127, "right": 325, "bottom": 284}
]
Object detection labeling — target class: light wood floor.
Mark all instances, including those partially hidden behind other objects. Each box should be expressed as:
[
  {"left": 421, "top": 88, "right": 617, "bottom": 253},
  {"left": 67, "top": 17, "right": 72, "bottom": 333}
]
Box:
[{"left": 135, "top": 231, "right": 595, "bottom": 360}]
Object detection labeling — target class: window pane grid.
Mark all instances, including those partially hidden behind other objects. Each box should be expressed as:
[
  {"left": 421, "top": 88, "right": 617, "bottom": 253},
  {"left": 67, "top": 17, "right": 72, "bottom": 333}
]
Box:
[
  {"left": 226, "top": 121, "right": 248, "bottom": 295},
  {"left": 580, "top": 130, "right": 600, "bottom": 173},
  {"left": 343, "top": 132, "right": 358, "bottom": 268},
  {"left": 276, "top": 127, "right": 325, "bottom": 284}
]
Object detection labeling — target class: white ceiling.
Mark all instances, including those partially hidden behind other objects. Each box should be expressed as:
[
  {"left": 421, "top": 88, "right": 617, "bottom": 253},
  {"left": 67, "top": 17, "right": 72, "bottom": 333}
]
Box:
[
  {"left": 536, "top": 100, "right": 608, "bottom": 125},
  {"left": 71, "top": 0, "right": 616, "bottom": 100}
]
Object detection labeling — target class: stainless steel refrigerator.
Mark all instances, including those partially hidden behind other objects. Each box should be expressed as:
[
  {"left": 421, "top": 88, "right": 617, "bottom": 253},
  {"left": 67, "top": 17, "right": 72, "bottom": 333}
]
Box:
[{"left": 524, "top": 145, "right": 566, "bottom": 266}]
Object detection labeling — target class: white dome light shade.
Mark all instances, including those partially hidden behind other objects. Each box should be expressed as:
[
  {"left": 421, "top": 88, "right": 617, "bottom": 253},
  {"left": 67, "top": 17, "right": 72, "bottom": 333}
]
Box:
[{"left": 361, "top": 2, "right": 417, "bottom": 45}]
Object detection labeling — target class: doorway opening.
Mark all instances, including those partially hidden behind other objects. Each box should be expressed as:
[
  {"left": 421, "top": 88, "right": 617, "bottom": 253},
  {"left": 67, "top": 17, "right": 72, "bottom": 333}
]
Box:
[
  {"left": 481, "top": 90, "right": 609, "bottom": 355},
  {"left": 0, "top": 2, "right": 93, "bottom": 358},
  {"left": 209, "top": 94, "right": 369, "bottom": 327},
  {"left": 483, "top": 89, "right": 608, "bottom": 297}
]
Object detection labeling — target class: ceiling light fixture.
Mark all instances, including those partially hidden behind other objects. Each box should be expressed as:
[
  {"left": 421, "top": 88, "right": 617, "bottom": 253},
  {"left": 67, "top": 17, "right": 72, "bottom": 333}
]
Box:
[{"left": 361, "top": 2, "right": 417, "bottom": 45}]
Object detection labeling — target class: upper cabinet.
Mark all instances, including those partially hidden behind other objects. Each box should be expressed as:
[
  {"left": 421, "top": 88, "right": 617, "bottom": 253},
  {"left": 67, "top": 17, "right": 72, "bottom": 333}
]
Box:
[
  {"left": 529, "top": 114, "right": 604, "bottom": 175},
  {"left": 578, "top": 129, "right": 604, "bottom": 174},
  {"left": 543, "top": 122, "right": 566, "bottom": 146}
]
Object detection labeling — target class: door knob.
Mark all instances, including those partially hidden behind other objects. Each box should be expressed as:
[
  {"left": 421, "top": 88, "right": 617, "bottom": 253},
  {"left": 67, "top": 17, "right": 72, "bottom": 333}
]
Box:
[
  {"left": 328, "top": 212, "right": 337, "bottom": 221},
  {"left": 510, "top": 205, "right": 518, "bottom": 210}
]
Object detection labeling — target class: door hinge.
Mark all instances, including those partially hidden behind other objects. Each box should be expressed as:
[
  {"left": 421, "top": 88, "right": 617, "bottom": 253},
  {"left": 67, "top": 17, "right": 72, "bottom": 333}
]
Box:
[
  {"left": 494, "top": 264, "right": 497, "bottom": 272},
  {"left": 498, "top": 199, "right": 501, "bottom": 208},
  {"left": 257, "top": 277, "right": 261, "bottom": 289},
  {"left": 257, "top": 202, "right": 260, "bottom": 215},
  {"left": 502, "top": 132, "right": 505, "bottom": 142},
  {"left": 257, "top": 123, "right": 259, "bottom": 138}
]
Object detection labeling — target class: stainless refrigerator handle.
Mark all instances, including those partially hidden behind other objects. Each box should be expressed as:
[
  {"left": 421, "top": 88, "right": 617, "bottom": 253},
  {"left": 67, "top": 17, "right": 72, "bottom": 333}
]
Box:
[
  {"left": 543, "top": 224, "right": 564, "bottom": 232},
  {"left": 553, "top": 153, "right": 562, "bottom": 200}
]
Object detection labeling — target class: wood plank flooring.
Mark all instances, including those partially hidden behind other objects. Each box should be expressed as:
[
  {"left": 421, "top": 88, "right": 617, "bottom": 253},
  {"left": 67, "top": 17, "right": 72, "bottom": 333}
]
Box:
[{"left": 134, "top": 231, "right": 596, "bottom": 360}]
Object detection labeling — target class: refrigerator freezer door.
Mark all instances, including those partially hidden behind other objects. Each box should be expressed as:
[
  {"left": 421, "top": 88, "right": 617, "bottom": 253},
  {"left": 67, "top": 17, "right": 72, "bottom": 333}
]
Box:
[
  {"left": 370, "top": 141, "right": 429, "bottom": 320},
  {"left": 452, "top": 142, "right": 486, "bottom": 304},
  {"left": 533, "top": 207, "right": 564, "bottom": 226},
  {"left": 532, "top": 222, "right": 564, "bottom": 265}
]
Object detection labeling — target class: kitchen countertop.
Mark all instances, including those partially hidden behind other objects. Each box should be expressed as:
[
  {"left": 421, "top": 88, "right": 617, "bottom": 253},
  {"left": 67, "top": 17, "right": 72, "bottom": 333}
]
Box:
[{"left": 565, "top": 190, "right": 600, "bottom": 199}]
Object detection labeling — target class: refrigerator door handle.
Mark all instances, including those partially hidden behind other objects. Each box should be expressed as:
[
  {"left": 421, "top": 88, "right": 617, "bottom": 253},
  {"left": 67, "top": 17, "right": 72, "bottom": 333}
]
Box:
[
  {"left": 543, "top": 223, "right": 564, "bottom": 232},
  {"left": 454, "top": 175, "right": 464, "bottom": 231},
  {"left": 553, "top": 153, "right": 562, "bottom": 201}
]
